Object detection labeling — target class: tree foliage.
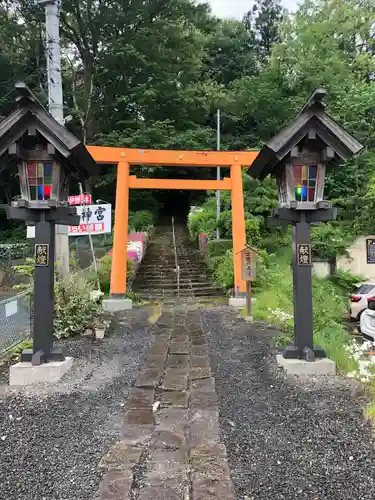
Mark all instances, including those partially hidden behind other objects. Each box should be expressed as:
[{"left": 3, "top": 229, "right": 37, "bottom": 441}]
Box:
[{"left": 0, "top": 0, "right": 374, "bottom": 242}]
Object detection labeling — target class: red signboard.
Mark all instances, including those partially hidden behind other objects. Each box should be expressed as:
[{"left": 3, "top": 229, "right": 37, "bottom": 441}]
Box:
[
  {"left": 68, "top": 223, "right": 105, "bottom": 234},
  {"left": 68, "top": 194, "right": 92, "bottom": 205}
]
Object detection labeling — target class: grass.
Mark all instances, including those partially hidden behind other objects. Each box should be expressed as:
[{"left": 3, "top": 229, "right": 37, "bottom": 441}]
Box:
[{"left": 250, "top": 249, "right": 357, "bottom": 374}]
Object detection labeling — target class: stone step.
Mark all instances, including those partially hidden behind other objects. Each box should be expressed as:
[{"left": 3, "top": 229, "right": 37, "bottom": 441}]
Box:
[{"left": 134, "top": 280, "right": 214, "bottom": 288}]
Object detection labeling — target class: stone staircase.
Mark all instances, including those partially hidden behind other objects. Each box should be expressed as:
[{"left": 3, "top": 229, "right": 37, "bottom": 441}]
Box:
[{"left": 132, "top": 224, "right": 224, "bottom": 301}]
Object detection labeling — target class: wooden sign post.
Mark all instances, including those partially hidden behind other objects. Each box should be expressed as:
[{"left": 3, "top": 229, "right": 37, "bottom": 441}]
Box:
[{"left": 241, "top": 247, "right": 256, "bottom": 319}]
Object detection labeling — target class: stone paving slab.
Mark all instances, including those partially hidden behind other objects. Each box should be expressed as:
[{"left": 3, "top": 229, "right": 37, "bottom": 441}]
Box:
[
  {"left": 191, "top": 354, "right": 210, "bottom": 368},
  {"left": 170, "top": 341, "right": 190, "bottom": 355},
  {"left": 161, "top": 390, "right": 189, "bottom": 408},
  {"left": 167, "top": 354, "right": 189, "bottom": 369},
  {"left": 190, "top": 366, "right": 212, "bottom": 380},
  {"left": 149, "top": 342, "right": 169, "bottom": 356},
  {"left": 147, "top": 449, "right": 189, "bottom": 487},
  {"left": 127, "top": 388, "right": 155, "bottom": 409},
  {"left": 96, "top": 304, "right": 235, "bottom": 499},
  {"left": 190, "top": 388, "right": 218, "bottom": 410},
  {"left": 189, "top": 410, "right": 221, "bottom": 446},
  {"left": 135, "top": 368, "right": 163, "bottom": 388},
  {"left": 191, "top": 345, "right": 209, "bottom": 356},
  {"left": 156, "top": 408, "right": 188, "bottom": 436},
  {"left": 98, "top": 442, "right": 143, "bottom": 472},
  {"left": 191, "top": 377, "right": 215, "bottom": 392},
  {"left": 124, "top": 408, "right": 154, "bottom": 425},
  {"left": 98, "top": 471, "right": 133, "bottom": 499},
  {"left": 144, "top": 355, "right": 166, "bottom": 370},
  {"left": 162, "top": 368, "right": 189, "bottom": 391},
  {"left": 150, "top": 429, "right": 186, "bottom": 451},
  {"left": 138, "top": 485, "right": 188, "bottom": 500}
]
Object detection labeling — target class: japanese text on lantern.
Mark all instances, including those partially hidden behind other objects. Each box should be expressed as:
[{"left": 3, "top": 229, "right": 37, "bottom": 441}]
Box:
[
  {"left": 241, "top": 248, "right": 256, "bottom": 281},
  {"left": 35, "top": 244, "right": 49, "bottom": 267},
  {"left": 297, "top": 244, "right": 311, "bottom": 266}
]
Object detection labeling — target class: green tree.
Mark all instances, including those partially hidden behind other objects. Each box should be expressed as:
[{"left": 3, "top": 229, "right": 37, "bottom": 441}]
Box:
[{"left": 243, "top": 0, "right": 283, "bottom": 61}]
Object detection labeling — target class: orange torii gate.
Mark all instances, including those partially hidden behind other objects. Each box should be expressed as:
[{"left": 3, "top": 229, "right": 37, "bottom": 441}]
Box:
[{"left": 87, "top": 146, "right": 258, "bottom": 299}]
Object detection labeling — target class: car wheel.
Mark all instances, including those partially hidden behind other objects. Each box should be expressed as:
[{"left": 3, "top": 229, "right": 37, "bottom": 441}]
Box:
[{"left": 357, "top": 309, "right": 364, "bottom": 322}]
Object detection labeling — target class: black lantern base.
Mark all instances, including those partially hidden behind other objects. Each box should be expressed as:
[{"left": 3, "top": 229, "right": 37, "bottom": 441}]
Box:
[
  {"left": 283, "top": 344, "right": 326, "bottom": 362},
  {"left": 20, "top": 347, "right": 65, "bottom": 365}
]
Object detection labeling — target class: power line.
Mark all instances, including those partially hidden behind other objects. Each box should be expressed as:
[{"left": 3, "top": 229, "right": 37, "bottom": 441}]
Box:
[{"left": 0, "top": 68, "right": 43, "bottom": 108}]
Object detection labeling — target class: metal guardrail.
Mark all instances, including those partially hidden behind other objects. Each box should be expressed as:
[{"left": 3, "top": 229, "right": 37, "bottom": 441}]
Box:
[
  {"left": 0, "top": 292, "right": 31, "bottom": 355},
  {"left": 171, "top": 217, "right": 180, "bottom": 299}
]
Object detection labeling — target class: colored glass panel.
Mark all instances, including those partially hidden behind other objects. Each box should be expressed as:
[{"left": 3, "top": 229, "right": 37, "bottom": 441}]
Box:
[
  {"left": 293, "top": 165, "right": 302, "bottom": 184},
  {"left": 301, "top": 186, "right": 308, "bottom": 201},
  {"left": 309, "top": 165, "right": 317, "bottom": 179},
  {"left": 27, "top": 162, "right": 36, "bottom": 178},
  {"left": 44, "top": 163, "right": 52, "bottom": 176},
  {"left": 30, "top": 186, "right": 37, "bottom": 200},
  {"left": 29, "top": 177, "right": 37, "bottom": 186},
  {"left": 44, "top": 177, "right": 52, "bottom": 186},
  {"left": 38, "top": 186, "right": 44, "bottom": 200},
  {"left": 37, "top": 177, "right": 43, "bottom": 186},
  {"left": 308, "top": 188, "right": 315, "bottom": 201},
  {"left": 44, "top": 185, "right": 51, "bottom": 199},
  {"left": 37, "top": 163, "right": 44, "bottom": 177},
  {"left": 302, "top": 165, "right": 308, "bottom": 181}
]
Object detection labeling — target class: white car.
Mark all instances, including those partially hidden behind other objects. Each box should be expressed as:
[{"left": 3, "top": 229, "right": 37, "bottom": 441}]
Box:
[
  {"left": 349, "top": 283, "right": 375, "bottom": 321},
  {"left": 360, "top": 297, "right": 375, "bottom": 340}
]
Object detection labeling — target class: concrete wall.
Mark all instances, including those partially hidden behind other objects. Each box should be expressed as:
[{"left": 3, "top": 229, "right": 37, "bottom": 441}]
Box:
[
  {"left": 337, "top": 235, "right": 375, "bottom": 281},
  {"left": 312, "top": 260, "right": 330, "bottom": 278}
]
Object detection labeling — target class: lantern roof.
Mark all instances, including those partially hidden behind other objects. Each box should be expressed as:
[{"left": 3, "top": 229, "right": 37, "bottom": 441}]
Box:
[
  {"left": 0, "top": 81, "right": 98, "bottom": 179},
  {"left": 250, "top": 88, "right": 364, "bottom": 180}
]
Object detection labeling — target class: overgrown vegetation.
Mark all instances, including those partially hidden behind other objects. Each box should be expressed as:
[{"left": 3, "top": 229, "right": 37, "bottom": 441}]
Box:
[
  {"left": 89, "top": 255, "right": 136, "bottom": 295},
  {"left": 13, "top": 259, "right": 101, "bottom": 339},
  {"left": 250, "top": 250, "right": 362, "bottom": 373}
]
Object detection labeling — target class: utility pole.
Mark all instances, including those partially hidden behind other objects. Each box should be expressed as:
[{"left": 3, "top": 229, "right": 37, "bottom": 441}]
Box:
[
  {"left": 216, "top": 109, "right": 221, "bottom": 240},
  {"left": 38, "top": 0, "right": 69, "bottom": 278}
]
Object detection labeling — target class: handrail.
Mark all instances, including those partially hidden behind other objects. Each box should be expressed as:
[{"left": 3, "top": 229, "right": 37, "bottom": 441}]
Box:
[{"left": 171, "top": 216, "right": 180, "bottom": 299}]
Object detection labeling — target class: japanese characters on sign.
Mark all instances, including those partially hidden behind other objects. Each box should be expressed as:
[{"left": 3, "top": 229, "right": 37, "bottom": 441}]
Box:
[
  {"left": 68, "top": 204, "right": 112, "bottom": 236},
  {"left": 68, "top": 194, "right": 92, "bottom": 206},
  {"left": 297, "top": 244, "right": 311, "bottom": 266},
  {"left": 366, "top": 238, "right": 375, "bottom": 264},
  {"left": 35, "top": 244, "right": 49, "bottom": 266},
  {"left": 241, "top": 248, "right": 256, "bottom": 281}
]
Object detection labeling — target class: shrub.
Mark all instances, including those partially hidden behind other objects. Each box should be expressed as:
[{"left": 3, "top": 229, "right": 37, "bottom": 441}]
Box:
[
  {"left": 311, "top": 222, "right": 353, "bottom": 260},
  {"left": 54, "top": 274, "right": 101, "bottom": 339},
  {"left": 13, "top": 259, "right": 102, "bottom": 339},
  {"left": 125, "top": 291, "right": 142, "bottom": 303},
  {"left": 12, "top": 339, "right": 33, "bottom": 361},
  {"left": 88, "top": 255, "right": 135, "bottom": 294},
  {"left": 188, "top": 208, "right": 217, "bottom": 241},
  {"left": 329, "top": 269, "right": 365, "bottom": 295},
  {"left": 218, "top": 210, "right": 233, "bottom": 239},
  {"left": 213, "top": 250, "right": 234, "bottom": 290},
  {"left": 0, "top": 243, "right": 28, "bottom": 260},
  {"left": 205, "top": 239, "right": 232, "bottom": 259},
  {"left": 245, "top": 216, "right": 262, "bottom": 247},
  {"left": 129, "top": 210, "right": 154, "bottom": 232}
]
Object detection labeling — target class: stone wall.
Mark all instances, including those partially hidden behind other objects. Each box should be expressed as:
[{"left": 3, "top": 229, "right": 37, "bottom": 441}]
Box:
[{"left": 337, "top": 235, "right": 375, "bottom": 281}]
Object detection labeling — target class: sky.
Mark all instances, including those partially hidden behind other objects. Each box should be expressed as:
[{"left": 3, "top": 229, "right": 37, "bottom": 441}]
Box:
[{"left": 206, "top": 0, "right": 298, "bottom": 19}]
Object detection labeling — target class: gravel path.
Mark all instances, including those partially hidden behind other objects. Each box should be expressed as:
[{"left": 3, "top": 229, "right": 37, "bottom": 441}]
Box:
[
  {"left": 201, "top": 306, "right": 375, "bottom": 500},
  {"left": 0, "top": 309, "right": 153, "bottom": 500}
]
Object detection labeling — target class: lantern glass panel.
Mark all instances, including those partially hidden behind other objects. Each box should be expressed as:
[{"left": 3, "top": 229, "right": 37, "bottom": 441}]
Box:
[
  {"left": 26, "top": 160, "right": 55, "bottom": 201},
  {"left": 27, "top": 162, "right": 36, "bottom": 178},
  {"left": 294, "top": 164, "right": 318, "bottom": 202}
]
